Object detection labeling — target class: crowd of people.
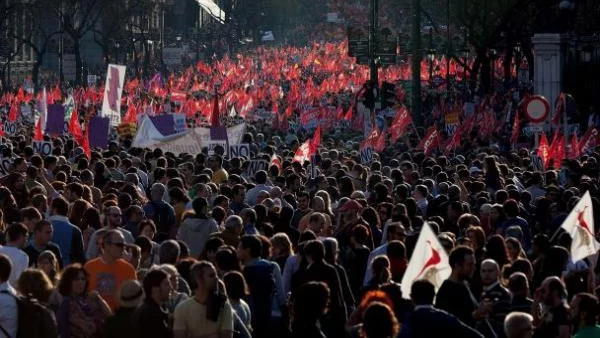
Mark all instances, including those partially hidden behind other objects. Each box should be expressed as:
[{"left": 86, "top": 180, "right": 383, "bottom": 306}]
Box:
[{"left": 0, "top": 30, "right": 599, "bottom": 338}]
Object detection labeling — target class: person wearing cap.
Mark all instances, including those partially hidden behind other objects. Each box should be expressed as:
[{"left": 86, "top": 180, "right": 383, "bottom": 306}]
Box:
[
  {"left": 336, "top": 199, "right": 370, "bottom": 249},
  {"left": 177, "top": 197, "right": 219, "bottom": 258},
  {"left": 104, "top": 280, "right": 144, "bottom": 338}
]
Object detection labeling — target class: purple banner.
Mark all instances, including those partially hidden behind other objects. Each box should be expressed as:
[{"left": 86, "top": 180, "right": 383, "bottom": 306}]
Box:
[
  {"left": 88, "top": 116, "right": 109, "bottom": 149},
  {"left": 149, "top": 115, "right": 175, "bottom": 136},
  {"left": 210, "top": 127, "right": 228, "bottom": 141},
  {"left": 46, "top": 104, "right": 65, "bottom": 135}
]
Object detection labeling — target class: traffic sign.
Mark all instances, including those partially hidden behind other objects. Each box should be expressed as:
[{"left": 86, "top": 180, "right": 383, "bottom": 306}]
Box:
[{"left": 524, "top": 95, "right": 550, "bottom": 123}]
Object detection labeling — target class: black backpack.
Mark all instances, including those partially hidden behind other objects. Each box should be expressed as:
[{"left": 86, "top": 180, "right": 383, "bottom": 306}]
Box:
[{"left": 0, "top": 291, "right": 58, "bottom": 338}]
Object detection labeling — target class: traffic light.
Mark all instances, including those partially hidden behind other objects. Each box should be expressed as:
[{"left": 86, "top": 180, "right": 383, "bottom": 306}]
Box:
[{"left": 381, "top": 82, "right": 396, "bottom": 109}]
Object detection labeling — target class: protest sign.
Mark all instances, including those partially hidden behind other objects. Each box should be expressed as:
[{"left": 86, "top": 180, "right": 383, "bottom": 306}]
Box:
[
  {"left": 229, "top": 144, "right": 250, "bottom": 158},
  {"left": 46, "top": 104, "right": 65, "bottom": 135},
  {"left": 360, "top": 147, "right": 373, "bottom": 164},
  {"left": 89, "top": 116, "right": 110, "bottom": 149},
  {"left": 244, "top": 160, "right": 269, "bottom": 178},
  {"left": 100, "top": 64, "right": 126, "bottom": 126},
  {"left": 32, "top": 141, "right": 53, "bottom": 156}
]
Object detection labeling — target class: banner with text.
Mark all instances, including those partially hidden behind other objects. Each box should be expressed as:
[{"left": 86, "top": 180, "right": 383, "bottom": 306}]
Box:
[{"left": 100, "top": 64, "right": 126, "bottom": 127}]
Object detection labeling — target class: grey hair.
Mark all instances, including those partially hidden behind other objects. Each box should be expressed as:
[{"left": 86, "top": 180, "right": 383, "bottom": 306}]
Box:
[{"left": 224, "top": 215, "right": 243, "bottom": 230}]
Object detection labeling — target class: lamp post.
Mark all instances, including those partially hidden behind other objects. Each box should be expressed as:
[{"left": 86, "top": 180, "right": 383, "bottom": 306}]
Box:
[
  {"left": 369, "top": 0, "right": 379, "bottom": 85},
  {"left": 114, "top": 42, "right": 120, "bottom": 64}
]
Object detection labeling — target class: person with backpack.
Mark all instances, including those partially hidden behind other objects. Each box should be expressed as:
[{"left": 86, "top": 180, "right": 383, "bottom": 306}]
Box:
[
  {"left": 144, "top": 183, "right": 177, "bottom": 243},
  {"left": 0, "top": 254, "right": 58, "bottom": 338},
  {"left": 0, "top": 253, "right": 17, "bottom": 337}
]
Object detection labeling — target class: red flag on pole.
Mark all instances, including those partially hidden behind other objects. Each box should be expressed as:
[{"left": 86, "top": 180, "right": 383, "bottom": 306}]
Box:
[
  {"left": 69, "top": 108, "right": 83, "bottom": 145},
  {"left": 443, "top": 128, "right": 461, "bottom": 154},
  {"left": 390, "top": 106, "right": 413, "bottom": 142},
  {"left": 310, "top": 125, "right": 321, "bottom": 153},
  {"left": 538, "top": 133, "right": 550, "bottom": 168},
  {"left": 374, "top": 128, "right": 386, "bottom": 152},
  {"left": 211, "top": 91, "right": 220, "bottom": 127},
  {"left": 8, "top": 104, "right": 18, "bottom": 122},
  {"left": 417, "top": 127, "right": 440, "bottom": 156},
  {"left": 33, "top": 118, "right": 43, "bottom": 141},
  {"left": 361, "top": 127, "right": 380, "bottom": 149}
]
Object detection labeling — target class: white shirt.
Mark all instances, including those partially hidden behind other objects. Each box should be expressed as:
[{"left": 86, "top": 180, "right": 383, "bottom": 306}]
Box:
[
  {"left": 363, "top": 243, "right": 389, "bottom": 286},
  {"left": 0, "top": 246, "right": 28, "bottom": 286},
  {"left": 0, "top": 282, "right": 17, "bottom": 338}
]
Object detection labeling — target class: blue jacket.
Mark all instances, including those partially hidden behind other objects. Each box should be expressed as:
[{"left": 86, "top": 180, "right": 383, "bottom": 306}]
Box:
[{"left": 49, "top": 215, "right": 85, "bottom": 266}]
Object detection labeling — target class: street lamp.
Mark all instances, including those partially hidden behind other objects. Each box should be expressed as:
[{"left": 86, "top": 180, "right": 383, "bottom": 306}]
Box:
[{"left": 114, "top": 42, "right": 121, "bottom": 64}]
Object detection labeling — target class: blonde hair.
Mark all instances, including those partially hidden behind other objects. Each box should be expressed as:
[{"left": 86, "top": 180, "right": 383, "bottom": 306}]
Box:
[
  {"left": 270, "top": 233, "right": 294, "bottom": 256},
  {"left": 37, "top": 250, "right": 59, "bottom": 285}
]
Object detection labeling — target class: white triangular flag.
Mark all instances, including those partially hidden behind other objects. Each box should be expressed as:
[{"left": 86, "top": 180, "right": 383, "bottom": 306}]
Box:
[
  {"left": 229, "top": 105, "right": 237, "bottom": 117},
  {"left": 401, "top": 222, "right": 451, "bottom": 299},
  {"left": 560, "top": 191, "right": 600, "bottom": 262},
  {"left": 292, "top": 139, "right": 311, "bottom": 164}
]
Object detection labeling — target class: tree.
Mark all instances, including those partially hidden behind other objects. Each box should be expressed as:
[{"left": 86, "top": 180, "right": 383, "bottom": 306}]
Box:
[
  {"left": 53, "top": 0, "right": 115, "bottom": 85},
  {"left": 8, "top": 1, "right": 62, "bottom": 89}
]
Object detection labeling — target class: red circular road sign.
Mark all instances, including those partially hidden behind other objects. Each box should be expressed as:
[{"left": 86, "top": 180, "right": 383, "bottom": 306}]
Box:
[{"left": 524, "top": 95, "right": 550, "bottom": 123}]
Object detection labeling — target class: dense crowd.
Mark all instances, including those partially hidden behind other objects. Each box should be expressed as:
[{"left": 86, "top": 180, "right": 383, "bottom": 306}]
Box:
[{"left": 0, "top": 37, "right": 599, "bottom": 338}]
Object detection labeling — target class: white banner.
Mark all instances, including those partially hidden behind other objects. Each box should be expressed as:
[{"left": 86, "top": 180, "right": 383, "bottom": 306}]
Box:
[
  {"left": 100, "top": 64, "right": 126, "bottom": 127},
  {"left": 195, "top": 0, "right": 225, "bottom": 24},
  {"left": 132, "top": 115, "right": 246, "bottom": 155}
]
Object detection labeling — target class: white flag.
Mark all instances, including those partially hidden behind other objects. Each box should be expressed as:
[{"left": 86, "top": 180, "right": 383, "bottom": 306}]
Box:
[
  {"left": 560, "top": 191, "right": 600, "bottom": 262},
  {"left": 292, "top": 139, "right": 311, "bottom": 163},
  {"left": 401, "top": 222, "right": 451, "bottom": 299},
  {"left": 37, "top": 88, "right": 47, "bottom": 131}
]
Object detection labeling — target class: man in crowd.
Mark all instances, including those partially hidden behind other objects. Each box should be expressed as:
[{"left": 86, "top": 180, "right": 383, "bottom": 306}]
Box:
[
  {"left": 86, "top": 206, "right": 135, "bottom": 259},
  {"left": 48, "top": 196, "right": 85, "bottom": 265},
  {"left": 532, "top": 276, "right": 570, "bottom": 338},
  {"left": 84, "top": 230, "right": 137, "bottom": 311},
  {"left": 132, "top": 269, "right": 173, "bottom": 338},
  {"left": 24, "top": 219, "right": 63, "bottom": 268},
  {"left": 0, "top": 223, "right": 29, "bottom": 287}
]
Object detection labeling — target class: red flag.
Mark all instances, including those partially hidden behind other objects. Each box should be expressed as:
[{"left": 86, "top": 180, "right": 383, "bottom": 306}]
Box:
[
  {"left": 310, "top": 125, "right": 321, "bottom": 153},
  {"left": 33, "top": 118, "right": 43, "bottom": 141},
  {"left": 123, "top": 103, "right": 137, "bottom": 124},
  {"left": 443, "top": 128, "right": 461, "bottom": 154},
  {"left": 374, "top": 128, "right": 386, "bottom": 152},
  {"left": 361, "top": 127, "right": 380, "bottom": 149},
  {"left": 510, "top": 111, "right": 520, "bottom": 143},
  {"left": 0, "top": 119, "right": 4, "bottom": 137},
  {"left": 390, "top": 106, "right": 412, "bottom": 142},
  {"left": 69, "top": 108, "right": 83, "bottom": 145},
  {"left": 417, "top": 127, "right": 440, "bottom": 156},
  {"left": 8, "top": 104, "right": 18, "bottom": 122},
  {"left": 579, "top": 128, "right": 599, "bottom": 155},
  {"left": 211, "top": 92, "right": 220, "bottom": 127},
  {"left": 548, "top": 132, "right": 565, "bottom": 168},
  {"left": 569, "top": 134, "right": 580, "bottom": 159},
  {"left": 82, "top": 124, "right": 91, "bottom": 159},
  {"left": 538, "top": 133, "right": 550, "bottom": 168}
]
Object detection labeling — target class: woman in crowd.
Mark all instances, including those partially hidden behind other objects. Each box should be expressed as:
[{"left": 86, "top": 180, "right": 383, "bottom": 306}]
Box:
[{"left": 57, "top": 264, "right": 112, "bottom": 338}]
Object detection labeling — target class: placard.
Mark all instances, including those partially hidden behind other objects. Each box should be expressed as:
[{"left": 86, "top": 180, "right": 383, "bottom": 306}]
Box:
[
  {"left": 3, "top": 121, "right": 17, "bottom": 136},
  {"left": 207, "top": 140, "right": 228, "bottom": 156},
  {"left": 100, "top": 64, "right": 126, "bottom": 126},
  {"left": 229, "top": 143, "right": 250, "bottom": 158},
  {"left": 244, "top": 159, "right": 269, "bottom": 178},
  {"left": 32, "top": 141, "right": 53, "bottom": 156}
]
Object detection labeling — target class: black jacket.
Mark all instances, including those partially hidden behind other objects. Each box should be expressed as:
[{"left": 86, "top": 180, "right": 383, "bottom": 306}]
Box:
[{"left": 131, "top": 299, "right": 172, "bottom": 338}]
